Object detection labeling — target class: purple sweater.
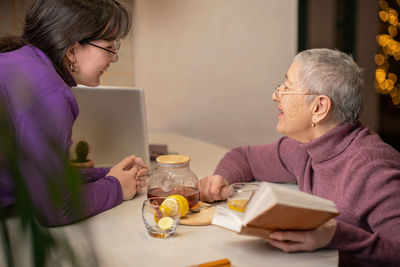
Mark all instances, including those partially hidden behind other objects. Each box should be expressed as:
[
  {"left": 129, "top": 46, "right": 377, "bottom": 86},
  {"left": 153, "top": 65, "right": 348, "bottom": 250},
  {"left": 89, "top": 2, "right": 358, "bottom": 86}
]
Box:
[
  {"left": 0, "top": 45, "right": 123, "bottom": 226},
  {"left": 214, "top": 121, "right": 400, "bottom": 266}
]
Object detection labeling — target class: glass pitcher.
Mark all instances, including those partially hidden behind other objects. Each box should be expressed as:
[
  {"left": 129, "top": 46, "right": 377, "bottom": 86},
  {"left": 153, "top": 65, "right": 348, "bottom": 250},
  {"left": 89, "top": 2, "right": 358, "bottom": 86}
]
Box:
[{"left": 147, "top": 155, "right": 199, "bottom": 207}]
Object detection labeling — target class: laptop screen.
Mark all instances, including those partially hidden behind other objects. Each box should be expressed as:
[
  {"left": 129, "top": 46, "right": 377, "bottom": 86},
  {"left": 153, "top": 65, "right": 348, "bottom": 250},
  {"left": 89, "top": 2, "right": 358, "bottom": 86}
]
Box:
[{"left": 71, "top": 85, "right": 150, "bottom": 166}]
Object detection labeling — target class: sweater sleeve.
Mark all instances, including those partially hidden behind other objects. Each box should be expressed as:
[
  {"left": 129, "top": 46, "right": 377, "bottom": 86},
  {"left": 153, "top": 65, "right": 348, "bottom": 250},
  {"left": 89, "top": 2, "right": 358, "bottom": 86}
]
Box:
[
  {"left": 16, "top": 90, "right": 123, "bottom": 226},
  {"left": 80, "top": 167, "right": 111, "bottom": 183},
  {"left": 329, "top": 220, "right": 400, "bottom": 266},
  {"left": 214, "top": 137, "right": 300, "bottom": 184},
  {"left": 328, "top": 159, "right": 400, "bottom": 266}
]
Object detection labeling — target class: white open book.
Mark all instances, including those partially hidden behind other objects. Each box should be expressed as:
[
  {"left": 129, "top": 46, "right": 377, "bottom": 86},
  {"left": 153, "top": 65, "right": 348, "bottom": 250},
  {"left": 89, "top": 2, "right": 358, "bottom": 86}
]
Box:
[{"left": 212, "top": 182, "right": 339, "bottom": 238}]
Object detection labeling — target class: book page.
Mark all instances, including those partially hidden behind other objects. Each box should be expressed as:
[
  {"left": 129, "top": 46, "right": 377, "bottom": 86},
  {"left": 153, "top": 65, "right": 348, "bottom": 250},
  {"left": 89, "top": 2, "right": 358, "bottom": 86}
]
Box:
[
  {"left": 243, "top": 182, "right": 277, "bottom": 225},
  {"left": 211, "top": 206, "right": 244, "bottom": 233},
  {"left": 267, "top": 182, "right": 338, "bottom": 212},
  {"left": 242, "top": 182, "right": 338, "bottom": 226}
]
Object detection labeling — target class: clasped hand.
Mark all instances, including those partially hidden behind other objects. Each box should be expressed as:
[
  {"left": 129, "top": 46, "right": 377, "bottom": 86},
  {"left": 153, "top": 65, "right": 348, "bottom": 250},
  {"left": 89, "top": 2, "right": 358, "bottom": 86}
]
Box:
[{"left": 107, "top": 155, "right": 148, "bottom": 200}]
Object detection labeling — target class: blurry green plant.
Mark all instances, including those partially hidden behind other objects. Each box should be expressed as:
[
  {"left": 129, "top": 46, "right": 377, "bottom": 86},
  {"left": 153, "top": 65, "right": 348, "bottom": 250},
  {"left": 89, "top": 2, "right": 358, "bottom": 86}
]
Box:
[
  {"left": 0, "top": 100, "right": 94, "bottom": 266},
  {"left": 74, "top": 141, "right": 89, "bottom": 163},
  {"left": 70, "top": 140, "right": 94, "bottom": 169}
]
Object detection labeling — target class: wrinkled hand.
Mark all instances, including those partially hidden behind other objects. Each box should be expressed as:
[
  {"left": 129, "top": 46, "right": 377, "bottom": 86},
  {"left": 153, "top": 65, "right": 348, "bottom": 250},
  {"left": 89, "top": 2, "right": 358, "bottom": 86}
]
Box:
[
  {"left": 107, "top": 155, "right": 140, "bottom": 200},
  {"left": 199, "top": 175, "right": 229, "bottom": 203},
  {"left": 265, "top": 219, "right": 337, "bottom": 252}
]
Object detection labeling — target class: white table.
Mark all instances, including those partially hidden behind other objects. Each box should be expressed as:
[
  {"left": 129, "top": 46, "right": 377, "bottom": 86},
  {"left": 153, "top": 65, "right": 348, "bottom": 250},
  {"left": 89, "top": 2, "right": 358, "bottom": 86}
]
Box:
[{"left": 2, "top": 132, "right": 338, "bottom": 267}]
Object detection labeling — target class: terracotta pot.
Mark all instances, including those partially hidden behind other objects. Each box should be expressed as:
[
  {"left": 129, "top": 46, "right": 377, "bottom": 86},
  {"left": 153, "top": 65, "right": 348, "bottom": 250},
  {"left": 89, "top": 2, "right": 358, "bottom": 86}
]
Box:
[{"left": 70, "top": 159, "right": 94, "bottom": 169}]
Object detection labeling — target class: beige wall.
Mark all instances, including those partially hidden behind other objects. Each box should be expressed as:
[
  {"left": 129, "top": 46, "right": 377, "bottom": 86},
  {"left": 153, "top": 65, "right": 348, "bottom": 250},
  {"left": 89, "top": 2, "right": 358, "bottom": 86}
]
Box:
[
  {"left": 102, "top": 0, "right": 135, "bottom": 86},
  {"left": 132, "top": 0, "right": 298, "bottom": 148}
]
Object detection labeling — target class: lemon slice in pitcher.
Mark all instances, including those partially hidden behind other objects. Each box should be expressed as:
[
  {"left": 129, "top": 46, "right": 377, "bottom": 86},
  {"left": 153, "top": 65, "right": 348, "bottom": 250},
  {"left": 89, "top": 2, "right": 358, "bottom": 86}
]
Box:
[{"left": 158, "top": 217, "right": 174, "bottom": 230}]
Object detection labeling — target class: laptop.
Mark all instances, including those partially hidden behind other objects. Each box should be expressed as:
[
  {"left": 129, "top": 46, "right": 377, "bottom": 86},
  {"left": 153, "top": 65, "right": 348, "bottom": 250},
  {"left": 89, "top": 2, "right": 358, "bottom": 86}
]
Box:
[{"left": 71, "top": 85, "right": 150, "bottom": 166}]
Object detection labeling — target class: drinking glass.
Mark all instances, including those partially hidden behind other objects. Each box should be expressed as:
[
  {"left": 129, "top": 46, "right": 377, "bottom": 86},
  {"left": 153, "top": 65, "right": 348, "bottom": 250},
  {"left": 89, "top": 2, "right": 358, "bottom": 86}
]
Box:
[
  {"left": 142, "top": 197, "right": 180, "bottom": 238},
  {"left": 227, "top": 182, "right": 260, "bottom": 212}
]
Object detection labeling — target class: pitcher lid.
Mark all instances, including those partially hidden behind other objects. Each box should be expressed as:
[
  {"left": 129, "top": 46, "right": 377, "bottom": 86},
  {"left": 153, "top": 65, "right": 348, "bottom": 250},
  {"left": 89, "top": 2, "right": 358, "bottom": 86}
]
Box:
[{"left": 156, "top": 155, "right": 191, "bottom": 165}]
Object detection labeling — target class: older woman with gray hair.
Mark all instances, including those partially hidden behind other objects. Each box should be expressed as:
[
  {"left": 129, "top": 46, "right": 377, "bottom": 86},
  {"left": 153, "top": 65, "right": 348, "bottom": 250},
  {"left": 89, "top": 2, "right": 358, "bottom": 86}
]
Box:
[{"left": 200, "top": 48, "right": 400, "bottom": 266}]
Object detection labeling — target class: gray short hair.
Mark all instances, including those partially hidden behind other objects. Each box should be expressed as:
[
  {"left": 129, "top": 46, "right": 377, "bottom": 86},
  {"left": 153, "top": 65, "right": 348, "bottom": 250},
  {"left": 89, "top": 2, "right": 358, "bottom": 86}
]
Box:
[{"left": 294, "top": 48, "right": 363, "bottom": 124}]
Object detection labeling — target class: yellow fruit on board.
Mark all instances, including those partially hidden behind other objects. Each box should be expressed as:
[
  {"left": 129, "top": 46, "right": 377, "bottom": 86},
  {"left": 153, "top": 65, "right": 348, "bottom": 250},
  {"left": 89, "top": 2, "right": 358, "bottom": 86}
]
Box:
[
  {"left": 160, "top": 198, "right": 179, "bottom": 217},
  {"left": 158, "top": 217, "right": 174, "bottom": 230},
  {"left": 166, "top": 195, "right": 189, "bottom": 217}
]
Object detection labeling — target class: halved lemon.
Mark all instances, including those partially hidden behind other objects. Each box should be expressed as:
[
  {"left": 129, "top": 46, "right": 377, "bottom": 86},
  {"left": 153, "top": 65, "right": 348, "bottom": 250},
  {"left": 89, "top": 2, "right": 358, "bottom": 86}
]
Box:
[
  {"left": 160, "top": 198, "right": 179, "bottom": 217},
  {"left": 158, "top": 217, "right": 174, "bottom": 230},
  {"left": 166, "top": 195, "right": 189, "bottom": 217}
]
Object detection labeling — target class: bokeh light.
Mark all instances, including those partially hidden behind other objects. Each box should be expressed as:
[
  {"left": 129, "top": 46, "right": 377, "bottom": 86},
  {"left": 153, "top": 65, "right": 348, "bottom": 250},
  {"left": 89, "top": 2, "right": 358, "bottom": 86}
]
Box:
[{"left": 376, "top": 0, "right": 400, "bottom": 106}]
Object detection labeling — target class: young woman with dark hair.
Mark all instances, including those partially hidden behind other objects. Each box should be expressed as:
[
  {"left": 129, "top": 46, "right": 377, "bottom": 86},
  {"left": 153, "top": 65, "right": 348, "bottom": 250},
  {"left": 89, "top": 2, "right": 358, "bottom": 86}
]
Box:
[{"left": 0, "top": 0, "right": 147, "bottom": 226}]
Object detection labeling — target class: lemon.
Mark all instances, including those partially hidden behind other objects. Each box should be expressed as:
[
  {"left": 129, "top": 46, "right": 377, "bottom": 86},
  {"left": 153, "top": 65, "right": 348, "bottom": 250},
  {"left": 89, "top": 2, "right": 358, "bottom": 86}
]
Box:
[
  {"left": 166, "top": 195, "right": 189, "bottom": 217},
  {"left": 228, "top": 199, "right": 248, "bottom": 213},
  {"left": 158, "top": 217, "right": 174, "bottom": 230},
  {"left": 160, "top": 198, "right": 179, "bottom": 217}
]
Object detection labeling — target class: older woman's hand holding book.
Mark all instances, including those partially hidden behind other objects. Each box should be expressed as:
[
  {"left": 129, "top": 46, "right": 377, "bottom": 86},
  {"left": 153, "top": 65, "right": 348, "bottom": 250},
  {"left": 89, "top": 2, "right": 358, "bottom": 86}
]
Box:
[{"left": 266, "top": 219, "right": 337, "bottom": 252}]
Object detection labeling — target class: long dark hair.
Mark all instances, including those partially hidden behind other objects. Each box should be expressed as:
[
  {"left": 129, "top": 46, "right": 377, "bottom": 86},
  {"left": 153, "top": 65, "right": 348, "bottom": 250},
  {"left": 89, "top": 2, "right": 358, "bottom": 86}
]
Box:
[{"left": 0, "top": 0, "right": 131, "bottom": 84}]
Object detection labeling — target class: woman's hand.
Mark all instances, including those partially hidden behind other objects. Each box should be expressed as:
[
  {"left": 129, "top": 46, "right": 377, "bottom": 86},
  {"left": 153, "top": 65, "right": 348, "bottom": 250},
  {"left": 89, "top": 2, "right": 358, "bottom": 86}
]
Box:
[
  {"left": 107, "top": 155, "right": 140, "bottom": 200},
  {"left": 199, "top": 175, "right": 229, "bottom": 203},
  {"left": 265, "top": 219, "right": 337, "bottom": 252},
  {"left": 132, "top": 157, "right": 148, "bottom": 193}
]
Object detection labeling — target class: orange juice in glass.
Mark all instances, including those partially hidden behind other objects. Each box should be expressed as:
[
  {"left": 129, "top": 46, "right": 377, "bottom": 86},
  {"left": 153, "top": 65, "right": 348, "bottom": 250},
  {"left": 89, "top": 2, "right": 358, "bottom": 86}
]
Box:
[{"left": 227, "top": 183, "right": 260, "bottom": 212}]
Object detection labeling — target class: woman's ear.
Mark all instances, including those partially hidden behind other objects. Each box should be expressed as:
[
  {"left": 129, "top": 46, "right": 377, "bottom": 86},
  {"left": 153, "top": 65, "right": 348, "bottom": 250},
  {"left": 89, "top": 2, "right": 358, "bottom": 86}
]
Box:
[
  {"left": 311, "top": 95, "right": 332, "bottom": 124},
  {"left": 64, "top": 42, "right": 80, "bottom": 63}
]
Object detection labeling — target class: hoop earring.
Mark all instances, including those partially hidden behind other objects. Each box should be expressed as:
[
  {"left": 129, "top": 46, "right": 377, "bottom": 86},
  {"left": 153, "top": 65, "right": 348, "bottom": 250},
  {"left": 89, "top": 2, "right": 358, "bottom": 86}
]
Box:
[
  {"left": 69, "top": 62, "right": 78, "bottom": 72},
  {"left": 312, "top": 123, "right": 316, "bottom": 127}
]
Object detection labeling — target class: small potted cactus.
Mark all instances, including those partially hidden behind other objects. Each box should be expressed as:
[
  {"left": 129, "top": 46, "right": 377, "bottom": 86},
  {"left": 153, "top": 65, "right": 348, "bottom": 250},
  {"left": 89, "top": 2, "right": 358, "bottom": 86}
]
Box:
[{"left": 70, "top": 140, "right": 94, "bottom": 168}]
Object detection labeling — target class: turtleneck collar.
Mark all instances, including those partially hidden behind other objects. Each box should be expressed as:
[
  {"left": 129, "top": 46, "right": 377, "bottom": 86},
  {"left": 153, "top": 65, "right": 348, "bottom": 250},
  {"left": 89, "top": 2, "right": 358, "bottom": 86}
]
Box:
[{"left": 299, "top": 120, "right": 363, "bottom": 163}]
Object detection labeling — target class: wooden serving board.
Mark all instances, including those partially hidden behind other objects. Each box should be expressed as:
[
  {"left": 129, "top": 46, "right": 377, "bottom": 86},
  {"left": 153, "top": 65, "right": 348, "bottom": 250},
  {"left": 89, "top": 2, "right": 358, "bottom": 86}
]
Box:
[{"left": 180, "top": 201, "right": 216, "bottom": 226}]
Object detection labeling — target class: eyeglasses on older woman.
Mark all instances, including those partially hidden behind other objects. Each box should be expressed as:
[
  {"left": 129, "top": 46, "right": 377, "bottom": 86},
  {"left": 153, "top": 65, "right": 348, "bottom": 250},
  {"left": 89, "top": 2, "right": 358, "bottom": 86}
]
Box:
[{"left": 273, "top": 84, "right": 320, "bottom": 99}]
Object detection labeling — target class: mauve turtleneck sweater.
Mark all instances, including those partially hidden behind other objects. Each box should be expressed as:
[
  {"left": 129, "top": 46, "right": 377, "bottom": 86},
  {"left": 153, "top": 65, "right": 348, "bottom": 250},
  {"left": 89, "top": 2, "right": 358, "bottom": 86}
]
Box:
[{"left": 214, "top": 121, "right": 400, "bottom": 266}]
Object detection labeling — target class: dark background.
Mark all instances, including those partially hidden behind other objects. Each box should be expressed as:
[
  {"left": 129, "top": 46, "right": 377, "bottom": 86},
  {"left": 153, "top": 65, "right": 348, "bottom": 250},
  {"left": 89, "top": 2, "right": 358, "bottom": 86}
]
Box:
[{"left": 298, "top": 0, "right": 400, "bottom": 151}]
